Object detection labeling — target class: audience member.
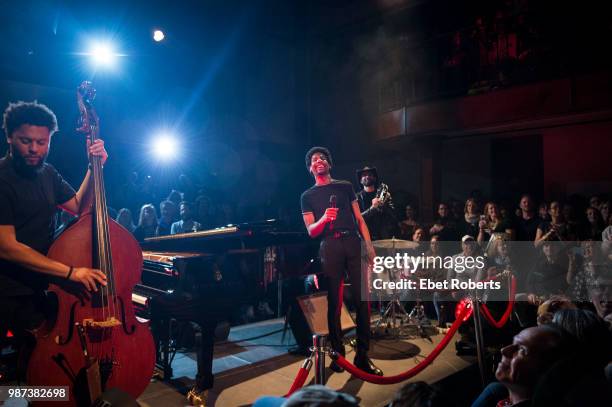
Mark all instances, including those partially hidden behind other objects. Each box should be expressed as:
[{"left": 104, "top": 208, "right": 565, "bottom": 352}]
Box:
[
  {"left": 514, "top": 241, "right": 568, "bottom": 327},
  {"left": 430, "top": 202, "right": 459, "bottom": 241},
  {"left": 580, "top": 206, "right": 605, "bottom": 240},
  {"left": 171, "top": 201, "right": 202, "bottom": 234},
  {"left": 428, "top": 235, "right": 452, "bottom": 325},
  {"left": 536, "top": 295, "right": 576, "bottom": 325},
  {"left": 478, "top": 202, "right": 514, "bottom": 243},
  {"left": 589, "top": 194, "right": 602, "bottom": 211},
  {"left": 157, "top": 200, "right": 177, "bottom": 236},
  {"left": 412, "top": 227, "right": 425, "bottom": 242},
  {"left": 492, "top": 325, "right": 575, "bottom": 407},
  {"left": 515, "top": 194, "right": 539, "bottom": 241},
  {"left": 116, "top": 208, "right": 135, "bottom": 233},
  {"left": 398, "top": 204, "right": 419, "bottom": 240},
  {"left": 589, "top": 271, "right": 612, "bottom": 325},
  {"left": 538, "top": 201, "right": 550, "bottom": 222},
  {"left": 447, "top": 235, "right": 485, "bottom": 293},
  {"left": 567, "top": 240, "right": 608, "bottom": 301},
  {"left": 461, "top": 198, "right": 481, "bottom": 239},
  {"left": 485, "top": 235, "right": 514, "bottom": 280},
  {"left": 253, "top": 385, "right": 358, "bottom": 407},
  {"left": 535, "top": 201, "right": 573, "bottom": 246},
  {"left": 600, "top": 199, "right": 610, "bottom": 225},
  {"left": 525, "top": 241, "right": 568, "bottom": 304},
  {"left": 133, "top": 203, "right": 158, "bottom": 242}
]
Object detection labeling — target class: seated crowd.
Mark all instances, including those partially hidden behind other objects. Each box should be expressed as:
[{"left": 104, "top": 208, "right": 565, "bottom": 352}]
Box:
[
  {"left": 400, "top": 194, "right": 611, "bottom": 245},
  {"left": 407, "top": 193, "right": 611, "bottom": 406},
  {"left": 120, "top": 195, "right": 218, "bottom": 242}
]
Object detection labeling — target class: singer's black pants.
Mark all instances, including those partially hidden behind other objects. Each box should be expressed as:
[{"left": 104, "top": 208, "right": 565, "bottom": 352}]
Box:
[{"left": 319, "top": 233, "right": 370, "bottom": 356}]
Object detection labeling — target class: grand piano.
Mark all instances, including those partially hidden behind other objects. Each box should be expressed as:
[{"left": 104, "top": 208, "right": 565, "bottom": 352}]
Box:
[
  {"left": 132, "top": 220, "right": 318, "bottom": 379},
  {"left": 135, "top": 221, "right": 316, "bottom": 304}
]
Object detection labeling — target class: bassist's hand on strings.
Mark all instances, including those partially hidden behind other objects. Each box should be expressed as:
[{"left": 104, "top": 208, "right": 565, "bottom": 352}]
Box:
[
  {"left": 69, "top": 267, "right": 107, "bottom": 292},
  {"left": 87, "top": 139, "right": 108, "bottom": 166}
]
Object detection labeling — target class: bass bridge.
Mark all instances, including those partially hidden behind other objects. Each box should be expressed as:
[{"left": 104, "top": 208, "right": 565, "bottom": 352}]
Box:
[{"left": 82, "top": 317, "right": 122, "bottom": 329}]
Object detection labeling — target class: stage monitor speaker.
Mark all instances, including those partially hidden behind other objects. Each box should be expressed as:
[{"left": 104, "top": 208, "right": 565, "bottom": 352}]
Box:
[{"left": 296, "top": 291, "right": 356, "bottom": 335}]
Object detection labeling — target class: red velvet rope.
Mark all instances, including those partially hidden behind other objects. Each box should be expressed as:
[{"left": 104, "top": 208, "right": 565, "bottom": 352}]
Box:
[
  {"left": 332, "top": 306, "right": 471, "bottom": 385},
  {"left": 283, "top": 276, "right": 512, "bottom": 392},
  {"left": 479, "top": 275, "right": 516, "bottom": 329},
  {"left": 284, "top": 366, "right": 310, "bottom": 397}
]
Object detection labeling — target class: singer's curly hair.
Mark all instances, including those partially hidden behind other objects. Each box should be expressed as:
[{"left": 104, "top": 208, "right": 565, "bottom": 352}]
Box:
[
  {"left": 305, "top": 146, "right": 333, "bottom": 171},
  {"left": 2, "top": 101, "right": 58, "bottom": 138}
]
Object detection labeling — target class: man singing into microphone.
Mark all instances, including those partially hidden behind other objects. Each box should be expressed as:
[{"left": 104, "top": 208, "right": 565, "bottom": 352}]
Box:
[{"left": 300, "top": 146, "right": 383, "bottom": 375}]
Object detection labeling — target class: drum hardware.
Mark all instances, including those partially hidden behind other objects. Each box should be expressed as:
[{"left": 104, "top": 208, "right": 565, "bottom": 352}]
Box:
[{"left": 370, "top": 239, "right": 439, "bottom": 338}]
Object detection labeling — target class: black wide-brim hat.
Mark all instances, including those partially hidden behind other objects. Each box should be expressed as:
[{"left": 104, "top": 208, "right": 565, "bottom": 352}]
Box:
[{"left": 356, "top": 166, "right": 378, "bottom": 181}]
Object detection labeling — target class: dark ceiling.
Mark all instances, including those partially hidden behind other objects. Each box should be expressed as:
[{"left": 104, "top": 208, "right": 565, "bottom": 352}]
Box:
[{"left": 0, "top": 0, "right": 308, "bottom": 88}]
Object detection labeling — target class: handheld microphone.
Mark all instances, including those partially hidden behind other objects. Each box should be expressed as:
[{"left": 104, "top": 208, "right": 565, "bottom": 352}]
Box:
[{"left": 329, "top": 195, "right": 337, "bottom": 230}]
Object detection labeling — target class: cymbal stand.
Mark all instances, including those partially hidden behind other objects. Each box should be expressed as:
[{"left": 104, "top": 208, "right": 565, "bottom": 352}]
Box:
[{"left": 373, "top": 268, "right": 410, "bottom": 336}]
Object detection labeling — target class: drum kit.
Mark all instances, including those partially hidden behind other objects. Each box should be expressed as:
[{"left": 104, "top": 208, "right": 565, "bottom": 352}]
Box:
[{"left": 370, "top": 238, "right": 435, "bottom": 338}]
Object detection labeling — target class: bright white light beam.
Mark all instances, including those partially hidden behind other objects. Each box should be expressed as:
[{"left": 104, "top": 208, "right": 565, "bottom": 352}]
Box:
[
  {"left": 152, "top": 134, "right": 179, "bottom": 161},
  {"left": 87, "top": 42, "right": 120, "bottom": 68},
  {"left": 153, "top": 30, "right": 165, "bottom": 42}
]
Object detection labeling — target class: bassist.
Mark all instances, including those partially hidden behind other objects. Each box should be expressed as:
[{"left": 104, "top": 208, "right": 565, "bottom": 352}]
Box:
[{"left": 0, "top": 101, "right": 107, "bottom": 377}]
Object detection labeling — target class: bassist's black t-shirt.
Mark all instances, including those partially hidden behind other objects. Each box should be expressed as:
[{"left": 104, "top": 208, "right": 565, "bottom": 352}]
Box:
[
  {"left": 0, "top": 156, "right": 75, "bottom": 296},
  {"left": 300, "top": 180, "right": 358, "bottom": 238}
]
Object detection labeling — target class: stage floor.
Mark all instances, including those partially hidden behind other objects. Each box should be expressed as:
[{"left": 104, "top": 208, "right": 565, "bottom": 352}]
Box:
[{"left": 137, "top": 318, "right": 476, "bottom": 407}]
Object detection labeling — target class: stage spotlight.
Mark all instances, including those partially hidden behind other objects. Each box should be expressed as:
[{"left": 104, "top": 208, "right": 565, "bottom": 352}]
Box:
[
  {"left": 153, "top": 30, "right": 165, "bottom": 42},
  {"left": 152, "top": 134, "right": 179, "bottom": 161},
  {"left": 88, "top": 42, "right": 118, "bottom": 68}
]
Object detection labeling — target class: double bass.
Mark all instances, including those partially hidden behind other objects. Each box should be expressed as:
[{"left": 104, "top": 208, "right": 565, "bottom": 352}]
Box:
[{"left": 27, "top": 82, "right": 155, "bottom": 406}]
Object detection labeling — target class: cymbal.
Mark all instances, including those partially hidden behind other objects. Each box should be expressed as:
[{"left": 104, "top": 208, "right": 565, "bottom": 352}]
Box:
[{"left": 372, "top": 239, "right": 419, "bottom": 249}]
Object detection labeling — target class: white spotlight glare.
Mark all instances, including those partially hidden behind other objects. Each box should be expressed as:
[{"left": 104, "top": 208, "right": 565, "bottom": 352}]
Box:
[
  {"left": 88, "top": 42, "right": 117, "bottom": 67},
  {"left": 152, "top": 135, "right": 179, "bottom": 161},
  {"left": 153, "top": 30, "right": 165, "bottom": 42}
]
